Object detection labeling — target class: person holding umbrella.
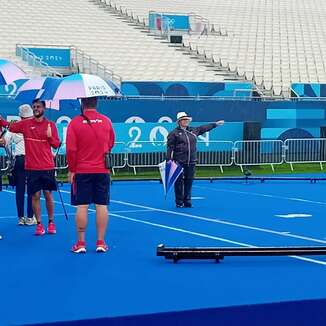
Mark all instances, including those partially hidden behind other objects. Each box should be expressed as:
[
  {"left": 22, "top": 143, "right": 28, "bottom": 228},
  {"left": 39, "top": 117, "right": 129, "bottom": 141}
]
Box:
[
  {"left": 167, "top": 112, "right": 224, "bottom": 208},
  {"left": 0, "top": 104, "right": 36, "bottom": 226},
  {"left": 0, "top": 99, "right": 60, "bottom": 235},
  {"left": 67, "top": 96, "right": 115, "bottom": 254}
]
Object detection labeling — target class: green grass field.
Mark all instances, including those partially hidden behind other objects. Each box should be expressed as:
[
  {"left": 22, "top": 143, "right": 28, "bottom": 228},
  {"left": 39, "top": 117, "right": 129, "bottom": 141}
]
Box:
[
  {"left": 1, "top": 163, "right": 325, "bottom": 186},
  {"left": 108, "top": 162, "right": 325, "bottom": 180}
]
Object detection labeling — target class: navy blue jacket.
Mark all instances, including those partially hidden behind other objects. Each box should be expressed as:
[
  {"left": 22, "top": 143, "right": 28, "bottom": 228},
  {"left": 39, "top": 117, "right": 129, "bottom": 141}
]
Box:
[{"left": 167, "top": 123, "right": 217, "bottom": 164}]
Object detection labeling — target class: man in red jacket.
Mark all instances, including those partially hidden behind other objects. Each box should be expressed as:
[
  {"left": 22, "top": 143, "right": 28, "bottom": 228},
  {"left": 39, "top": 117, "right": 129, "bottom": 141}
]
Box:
[
  {"left": 0, "top": 99, "right": 60, "bottom": 236},
  {"left": 66, "top": 96, "right": 115, "bottom": 254}
]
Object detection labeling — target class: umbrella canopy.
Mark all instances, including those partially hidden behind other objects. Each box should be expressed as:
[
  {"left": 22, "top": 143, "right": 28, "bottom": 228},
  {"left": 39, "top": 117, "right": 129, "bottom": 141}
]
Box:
[
  {"left": 0, "top": 59, "right": 26, "bottom": 85},
  {"left": 158, "top": 160, "right": 183, "bottom": 199},
  {"left": 40, "top": 73, "right": 119, "bottom": 100},
  {"left": 15, "top": 77, "right": 80, "bottom": 110},
  {"left": 15, "top": 76, "right": 57, "bottom": 104}
]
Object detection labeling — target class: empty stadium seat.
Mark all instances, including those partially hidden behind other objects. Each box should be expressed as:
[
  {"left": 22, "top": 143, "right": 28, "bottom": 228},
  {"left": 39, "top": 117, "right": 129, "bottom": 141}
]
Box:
[
  {"left": 0, "top": 0, "right": 220, "bottom": 82},
  {"left": 102, "top": 0, "right": 326, "bottom": 95}
]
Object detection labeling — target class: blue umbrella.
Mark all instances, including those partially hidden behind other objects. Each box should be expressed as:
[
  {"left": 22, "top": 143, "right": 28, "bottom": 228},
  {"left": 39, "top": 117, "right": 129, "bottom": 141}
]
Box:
[
  {"left": 15, "top": 77, "right": 80, "bottom": 110},
  {"left": 0, "top": 59, "right": 26, "bottom": 85},
  {"left": 0, "top": 78, "right": 28, "bottom": 98},
  {"left": 158, "top": 160, "right": 183, "bottom": 199},
  {"left": 15, "top": 77, "right": 59, "bottom": 104}
]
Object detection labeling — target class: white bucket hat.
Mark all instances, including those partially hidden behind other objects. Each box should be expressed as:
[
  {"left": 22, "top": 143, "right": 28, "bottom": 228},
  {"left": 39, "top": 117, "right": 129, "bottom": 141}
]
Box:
[
  {"left": 176, "top": 111, "right": 192, "bottom": 122},
  {"left": 19, "top": 104, "right": 33, "bottom": 118}
]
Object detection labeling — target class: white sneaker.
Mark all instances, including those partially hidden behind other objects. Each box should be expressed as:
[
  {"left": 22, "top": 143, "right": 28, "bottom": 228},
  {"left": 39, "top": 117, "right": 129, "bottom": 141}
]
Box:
[
  {"left": 25, "top": 216, "right": 37, "bottom": 226},
  {"left": 18, "top": 218, "right": 26, "bottom": 226}
]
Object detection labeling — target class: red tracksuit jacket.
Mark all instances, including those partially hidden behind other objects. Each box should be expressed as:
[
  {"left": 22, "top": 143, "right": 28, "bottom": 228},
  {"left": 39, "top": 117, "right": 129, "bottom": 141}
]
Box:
[
  {"left": 66, "top": 110, "right": 115, "bottom": 174},
  {"left": 8, "top": 118, "right": 60, "bottom": 170}
]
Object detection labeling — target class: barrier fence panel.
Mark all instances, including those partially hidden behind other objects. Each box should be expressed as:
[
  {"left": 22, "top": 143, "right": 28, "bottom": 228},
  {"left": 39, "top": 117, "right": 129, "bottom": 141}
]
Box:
[
  {"left": 126, "top": 141, "right": 166, "bottom": 174},
  {"left": 197, "top": 141, "right": 234, "bottom": 172},
  {"left": 0, "top": 147, "right": 9, "bottom": 172},
  {"left": 234, "top": 140, "right": 284, "bottom": 171},
  {"left": 284, "top": 138, "right": 326, "bottom": 170},
  {"left": 55, "top": 154, "right": 67, "bottom": 171},
  {"left": 111, "top": 142, "right": 127, "bottom": 174},
  {"left": 9, "top": 138, "right": 326, "bottom": 178}
]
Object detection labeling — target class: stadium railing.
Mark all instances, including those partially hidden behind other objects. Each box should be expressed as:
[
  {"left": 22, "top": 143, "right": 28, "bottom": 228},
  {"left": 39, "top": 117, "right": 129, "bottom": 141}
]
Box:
[{"left": 16, "top": 44, "right": 63, "bottom": 78}]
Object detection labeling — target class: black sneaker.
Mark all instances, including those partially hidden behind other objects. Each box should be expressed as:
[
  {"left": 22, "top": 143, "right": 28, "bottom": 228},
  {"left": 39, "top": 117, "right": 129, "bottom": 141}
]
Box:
[
  {"left": 184, "top": 202, "right": 192, "bottom": 208},
  {"left": 176, "top": 203, "right": 184, "bottom": 208}
]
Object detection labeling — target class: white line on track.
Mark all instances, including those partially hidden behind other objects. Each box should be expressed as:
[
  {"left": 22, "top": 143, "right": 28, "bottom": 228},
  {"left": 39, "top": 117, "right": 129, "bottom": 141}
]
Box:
[
  {"left": 109, "top": 199, "right": 326, "bottom": 245},
  {"left": 111, "top": 209, "right": 153, "bottom": 214},
  {"left": 193, "top": 185, "right": 326, "bottom": 206},
  {"left": 4, "top": 189, "right": 326, "bottom": 266}
]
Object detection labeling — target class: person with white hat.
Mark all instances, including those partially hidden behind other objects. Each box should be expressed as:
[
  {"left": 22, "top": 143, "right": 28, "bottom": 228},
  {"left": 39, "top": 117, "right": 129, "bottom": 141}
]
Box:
[
  {"left": 167, "top": 112, "right": 224, "bottom": 208},
  {"left": 0, "top": 104, "right": 36, "bottom": 225}
]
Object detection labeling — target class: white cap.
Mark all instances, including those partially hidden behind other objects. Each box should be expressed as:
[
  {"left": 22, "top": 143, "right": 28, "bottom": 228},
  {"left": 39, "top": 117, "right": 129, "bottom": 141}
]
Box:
[
  {"left": 19, "top": 104, "right": 33, "bottom": 118},
  {"left": 177, "top": 111, "right": 192, "bottom": 122}
]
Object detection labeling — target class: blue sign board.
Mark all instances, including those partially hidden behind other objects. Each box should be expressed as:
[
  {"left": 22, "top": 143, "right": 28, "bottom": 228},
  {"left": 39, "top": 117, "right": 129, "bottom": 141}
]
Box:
[
  {"left": 54, "top": 122, "right": 242, "bottom": 154},
  {"left": 1, "top": 96, "right": 325, "bottom": 142},
  {"left": 27, "top": 48, "right": 71, "bottom": 67},
  {"left": 149, "top": 13, "right": 190, "bottom": 31}
]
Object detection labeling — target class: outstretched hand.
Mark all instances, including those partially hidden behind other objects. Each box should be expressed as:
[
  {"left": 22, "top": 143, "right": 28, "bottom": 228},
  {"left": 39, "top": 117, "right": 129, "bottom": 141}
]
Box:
[
  {"left": 47, "top": 123, "right": 52, "bottom": 138},
  {"left": 216, "top": 120, "right": 225, "bottom": 126}
]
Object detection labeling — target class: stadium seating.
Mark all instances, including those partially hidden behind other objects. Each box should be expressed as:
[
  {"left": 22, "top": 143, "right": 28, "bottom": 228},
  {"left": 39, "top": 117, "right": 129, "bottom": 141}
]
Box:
[
  {"left": 102, "top": 0, "right": 326, "bottom": 96},
  {"left": 0, "top": 0, "right": 223, "bottom": 82},
  {"left": 2, "top": 0, "right": 325, "bottom": 96}
]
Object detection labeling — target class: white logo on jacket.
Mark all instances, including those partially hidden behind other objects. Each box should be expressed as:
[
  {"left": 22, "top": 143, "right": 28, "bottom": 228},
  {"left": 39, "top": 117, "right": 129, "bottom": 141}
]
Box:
[{"left": 82, "top": 119, "right": 103, "bottom": 124}]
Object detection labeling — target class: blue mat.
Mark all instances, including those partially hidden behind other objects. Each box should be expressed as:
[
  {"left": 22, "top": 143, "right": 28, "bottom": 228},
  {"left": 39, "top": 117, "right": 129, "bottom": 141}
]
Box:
[{"left": 1, "top": 178, "right": 326, "bottom": 325}]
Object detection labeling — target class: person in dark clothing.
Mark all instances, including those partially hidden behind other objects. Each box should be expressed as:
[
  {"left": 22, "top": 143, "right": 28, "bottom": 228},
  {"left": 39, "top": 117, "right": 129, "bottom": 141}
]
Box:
[
  {"left": 167, "top": 112, "right": 224, "bottom": 208},
  {"left": 1, "top": 105, "right": 36, "bottom": 226}
]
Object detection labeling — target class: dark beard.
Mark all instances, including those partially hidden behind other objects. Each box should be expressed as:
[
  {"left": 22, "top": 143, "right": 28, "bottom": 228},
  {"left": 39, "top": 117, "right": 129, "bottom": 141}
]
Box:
[{"left": 33, "top": 111, "right": 44, "bottom": 118}]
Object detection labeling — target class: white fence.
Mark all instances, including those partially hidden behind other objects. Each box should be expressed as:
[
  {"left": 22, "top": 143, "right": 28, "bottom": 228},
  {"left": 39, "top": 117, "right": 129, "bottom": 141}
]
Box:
[
  {"left": 122, "top": 139, "right": 326, "bottom": 173},
  {"left": 234, "top": 140, "right": 284, "bottom": 172},
  {"left": 2, "top": 139, "right": 326, "bottom": 175},
  {"left": 284, "top": 138, "right": 326, "bottom": 170}
]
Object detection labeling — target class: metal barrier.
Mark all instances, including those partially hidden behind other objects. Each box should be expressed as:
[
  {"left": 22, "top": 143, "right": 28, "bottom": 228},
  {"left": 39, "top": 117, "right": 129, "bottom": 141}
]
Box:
[
  {"left": 197, "top": 141, "right": 234, "bottom": 172},
  {"left": 16, "top": 44, "right": 63, "bottom": 78},
  {"left": 284, "top": 138, "right": 326, "bottom": 170},
  {"left": 23, "top": 138, "right": 326, "bottom": 176},
  {"left": 126, "top": 141, "right": 166, "bottom": 175},
  {"left": 0, "top": 147, "right": 11, "bottom": 175},
  {"left": 111, "top": 142, "right": 127, "bottom": 175},
  {"left": 234, "top": 140, "right": 284, "bottom": 172},
  {"left": 70, "top": 46, "right": 122, "bottom": 86},
  {"left": 55, "top": 154, "right": 68, "bottom": 171},
  {"left": 126, "top": 140, "right": 235, "bottom": 174},
  {"left": 0, "top": 154, "right": 9, "bottom": 172}
]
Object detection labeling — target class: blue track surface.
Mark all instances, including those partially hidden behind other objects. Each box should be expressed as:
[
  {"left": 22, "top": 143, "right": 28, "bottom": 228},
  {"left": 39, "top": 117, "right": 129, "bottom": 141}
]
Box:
[{"left": 1, "top": 178, "right": 326, "bottom": 325}]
